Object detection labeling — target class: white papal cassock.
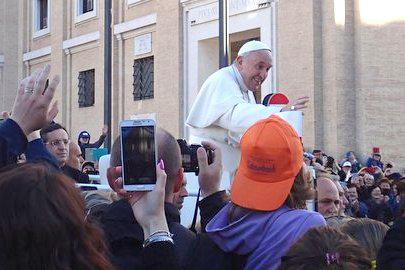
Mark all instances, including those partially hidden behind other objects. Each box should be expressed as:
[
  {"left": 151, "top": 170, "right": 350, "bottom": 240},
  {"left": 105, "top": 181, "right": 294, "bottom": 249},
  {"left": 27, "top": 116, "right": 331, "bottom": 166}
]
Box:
[{"left": 186, "top": 64, "right": 282, "bottom": 175}]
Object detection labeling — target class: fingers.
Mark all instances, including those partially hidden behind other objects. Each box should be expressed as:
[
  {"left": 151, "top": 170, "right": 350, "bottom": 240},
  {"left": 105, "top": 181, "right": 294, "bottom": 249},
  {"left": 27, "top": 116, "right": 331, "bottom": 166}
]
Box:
[
  {"left": 18, "top": 77, "right": 31, "bottom": 95},
  {"left": 24, "top": 75, "right": 36, "bottom": 94},
  {"left": 197, "top": 147, "right": 208, "bottom": 171},
  {"left": 296, "top": 96, "right": 309, "bottom": 101},
  {"left": 47, "top": 101, "right": 59, "bottom": 122},
  {"left": 201, "top": 141, "right": 222, "bottom": 166},
  {"left": 2, "top": 111, "right": 10, "bottom": 119},
  {"left": 43, "top": 75, "right": 60, "bottom": 102},
  {"left": 155, "top": 160, "right": 167, "bottom": 191},
  {"left": 34, "top": 64, "right": 50, "bottom": 97},
  {"left": 200, "top": 140, "right": 217, "bottom": 150}
]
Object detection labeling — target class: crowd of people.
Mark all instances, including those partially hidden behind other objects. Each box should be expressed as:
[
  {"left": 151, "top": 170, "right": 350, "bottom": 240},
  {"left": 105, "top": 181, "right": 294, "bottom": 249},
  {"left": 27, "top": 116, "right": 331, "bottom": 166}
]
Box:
[
  {"left": 305, "top": 148, "right": 405, "bottom": 227},
  {"left": 1, "top": 58, "right": 405, "bottom": 270}
]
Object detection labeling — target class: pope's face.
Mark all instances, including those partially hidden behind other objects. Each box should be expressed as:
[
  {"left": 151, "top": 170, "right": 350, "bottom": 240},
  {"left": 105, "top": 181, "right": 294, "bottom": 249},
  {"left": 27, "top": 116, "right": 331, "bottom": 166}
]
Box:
[{"left": 236, "top": 50, "right": 272, "bottom": 91}]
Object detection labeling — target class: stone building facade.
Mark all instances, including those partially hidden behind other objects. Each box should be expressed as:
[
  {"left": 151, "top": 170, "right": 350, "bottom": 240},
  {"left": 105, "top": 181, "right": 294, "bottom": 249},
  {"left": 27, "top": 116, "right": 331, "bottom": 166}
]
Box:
[{"left": 0, "top": 0, "right": 404, "bottom": 167}]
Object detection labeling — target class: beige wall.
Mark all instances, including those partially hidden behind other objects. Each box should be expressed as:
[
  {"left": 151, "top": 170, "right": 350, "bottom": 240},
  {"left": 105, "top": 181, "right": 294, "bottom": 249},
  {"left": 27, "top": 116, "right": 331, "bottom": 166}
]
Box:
[
  {"left": 113, "top": 0, "right": 181, "bottom": 140},
  {"left": 0, "top": 0, "right": 19, "bottom": 112},
  {"left": 277, "top": 0, "right": 405, "bottom": 165}
]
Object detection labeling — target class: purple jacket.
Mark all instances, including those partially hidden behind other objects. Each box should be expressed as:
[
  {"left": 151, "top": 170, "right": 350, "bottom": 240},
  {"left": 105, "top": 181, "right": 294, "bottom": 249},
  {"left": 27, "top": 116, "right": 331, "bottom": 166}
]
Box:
[{"left": 206, "top": 203, "right": 326, "bottom": 270}]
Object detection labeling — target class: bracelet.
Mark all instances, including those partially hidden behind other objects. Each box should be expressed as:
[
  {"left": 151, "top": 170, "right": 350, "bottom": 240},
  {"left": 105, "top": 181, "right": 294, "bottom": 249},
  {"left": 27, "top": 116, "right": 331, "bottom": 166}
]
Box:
[
  {"left": 143, "top": 234, "right": 174, "bottom": 248},
  {"left": 148, "top": 230, "right": 173, "bottom": 238}
]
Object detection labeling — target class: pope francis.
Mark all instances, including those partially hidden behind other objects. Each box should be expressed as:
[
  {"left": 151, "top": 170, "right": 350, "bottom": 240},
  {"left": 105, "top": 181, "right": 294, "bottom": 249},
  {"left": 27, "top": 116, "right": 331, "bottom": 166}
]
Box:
[{"left": 186, "top": 40, "right": 309, "bottom": 176}]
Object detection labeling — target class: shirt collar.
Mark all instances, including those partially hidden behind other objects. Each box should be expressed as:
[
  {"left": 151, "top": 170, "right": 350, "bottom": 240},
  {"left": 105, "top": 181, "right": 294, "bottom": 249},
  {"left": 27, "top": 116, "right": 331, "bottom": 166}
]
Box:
[{"left": 232, "top": 64, "right": 249, "bottom": 93}]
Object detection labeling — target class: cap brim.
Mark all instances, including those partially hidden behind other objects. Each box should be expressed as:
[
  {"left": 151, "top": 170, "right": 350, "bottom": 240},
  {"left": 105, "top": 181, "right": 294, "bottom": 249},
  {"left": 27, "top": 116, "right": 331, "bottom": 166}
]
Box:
[{"left": 231, "top": 168, "right": 295, "bottom": 211}]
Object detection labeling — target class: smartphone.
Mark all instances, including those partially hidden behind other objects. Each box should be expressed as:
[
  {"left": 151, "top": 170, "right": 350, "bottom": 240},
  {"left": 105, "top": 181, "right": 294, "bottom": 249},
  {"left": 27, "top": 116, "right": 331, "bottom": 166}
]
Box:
[{"left": 120, "top": 119, "right": 157, "bottom": 191}]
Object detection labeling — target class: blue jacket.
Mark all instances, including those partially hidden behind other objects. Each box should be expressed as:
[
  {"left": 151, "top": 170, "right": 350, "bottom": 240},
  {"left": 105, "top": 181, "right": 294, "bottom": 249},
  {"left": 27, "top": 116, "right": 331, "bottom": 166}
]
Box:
[
  {"left": 0, "top": 119, "right": 28, "bottom": 168},
  {"left": 0, "top": 118, "right": 59, "bottom": 170}
]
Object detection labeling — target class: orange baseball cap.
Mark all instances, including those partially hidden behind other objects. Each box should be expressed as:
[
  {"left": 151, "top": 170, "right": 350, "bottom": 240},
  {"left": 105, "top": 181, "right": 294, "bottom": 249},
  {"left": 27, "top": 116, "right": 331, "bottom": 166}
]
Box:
[{"left": 231, "top": 115, "right": 303, "bottom": 211}]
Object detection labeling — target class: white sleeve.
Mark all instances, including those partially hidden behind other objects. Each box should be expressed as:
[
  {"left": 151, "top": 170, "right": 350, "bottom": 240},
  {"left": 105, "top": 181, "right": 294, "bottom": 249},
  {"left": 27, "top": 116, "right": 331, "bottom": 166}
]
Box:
[{"left": 216, "top": 103, "right": 282, "bottom": 134}]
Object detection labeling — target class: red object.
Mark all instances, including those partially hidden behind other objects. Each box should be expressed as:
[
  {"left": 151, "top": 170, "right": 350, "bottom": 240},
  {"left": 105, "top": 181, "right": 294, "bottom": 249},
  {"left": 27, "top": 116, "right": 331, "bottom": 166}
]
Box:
[
  {"left": 365, "top": 167, "right": 376, "bottom": 174},
  {"left": 372, "top": 147, "right": 380, "bottom": 155},
  {"left": 262, "top": 93, "right": 289, "bottom": 106}
]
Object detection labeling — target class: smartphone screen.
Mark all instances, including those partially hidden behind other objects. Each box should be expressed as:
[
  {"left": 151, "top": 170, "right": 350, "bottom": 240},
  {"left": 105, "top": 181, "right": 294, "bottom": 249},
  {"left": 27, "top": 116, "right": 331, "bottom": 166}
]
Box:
[{"left": 121, "top": 122, "right": 156, "bottom": 188}]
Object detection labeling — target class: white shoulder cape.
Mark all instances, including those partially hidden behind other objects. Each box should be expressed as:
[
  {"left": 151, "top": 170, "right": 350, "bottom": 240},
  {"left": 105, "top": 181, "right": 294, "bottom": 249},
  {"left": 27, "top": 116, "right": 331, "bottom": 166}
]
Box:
[{"left": 186, "top": 66, "right": 246, "bottom": 128}]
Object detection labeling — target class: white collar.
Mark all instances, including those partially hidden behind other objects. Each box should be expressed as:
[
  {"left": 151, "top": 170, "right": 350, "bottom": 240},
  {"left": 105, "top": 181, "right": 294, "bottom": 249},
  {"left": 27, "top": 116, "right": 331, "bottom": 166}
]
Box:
[{"left": 232, "top": 65, "right": 249, "bottom": 93}]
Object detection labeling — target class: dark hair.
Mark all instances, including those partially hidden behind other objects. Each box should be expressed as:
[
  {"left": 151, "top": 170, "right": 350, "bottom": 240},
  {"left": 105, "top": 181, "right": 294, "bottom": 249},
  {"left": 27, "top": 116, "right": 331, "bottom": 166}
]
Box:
[
  {"left": 396, "top": 180, "right": 405, "bottom": 195},
  {"left": 280, "top": 226, "right": 371, "bottom": 270},
  {"left": 313, "top": 150, "right": 322, "bottom": 154},
  {"left": 340, "top": 218, "right": 388, "bottom": 260},
  {"left": 40, "top": 122, "right": 68, "bottom": 142},
  {"left": 379, "top": 178, "right": 390, "bottom": 186},
  {"left": 347, "top": 183, "right": 358, "bottom": 189},
  {"left": 325, "top": 156, "right": 335, "bottom": 169},
  {"left": 315, "top": 158, "right": 324, "bottom": 166},
  {"left": 0, "top": 163, "right": 113, "bottom": 270}
]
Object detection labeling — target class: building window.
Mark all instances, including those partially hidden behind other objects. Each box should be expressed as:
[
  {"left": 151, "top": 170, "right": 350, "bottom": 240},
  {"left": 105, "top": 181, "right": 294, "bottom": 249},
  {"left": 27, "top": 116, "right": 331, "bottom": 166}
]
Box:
[
  {"left": 78, "top": 69, "right": 95, "bottom": 107},
  {"left": 75, "top": 0, "right": 97, "bottom": 23},
  {"left": 82, "top": 0, "right": 94, "bottom": 13},
  {"left": 133, "top": 56, "right": 154, "bottom": 100},
  {"left": 33, "top": 0, "right": 50, "bottom": 38}
]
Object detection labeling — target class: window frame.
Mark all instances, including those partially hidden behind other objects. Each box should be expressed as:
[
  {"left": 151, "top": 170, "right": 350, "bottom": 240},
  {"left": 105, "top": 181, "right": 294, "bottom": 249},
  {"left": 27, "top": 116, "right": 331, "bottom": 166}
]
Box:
[
  {"left": 32, "top": 0, "right": 51, "bottom": 39},
  {"left": 78, "top": 69, "right": 95, "bottom": 108},
  {"left": 75, "top": 0, "right": 98, "bottom": 24},
  {"left": 127, "top": 0, "right": 151, "bottom": 8},
  {"left": 132, "top": 56, "right": 154, "bottom": 101}
]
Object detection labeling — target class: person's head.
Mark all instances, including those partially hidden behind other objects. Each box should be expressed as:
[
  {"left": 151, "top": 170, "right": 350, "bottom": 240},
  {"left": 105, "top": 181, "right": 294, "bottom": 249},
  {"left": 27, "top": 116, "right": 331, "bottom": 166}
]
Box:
[
  {"left": 373, "top": 154, "right": 381, "bottom": 161},
  {"left": 280, "top": 226, "right": 371, "bottom": 270},
  {"left": 230, "top": 115, "right": 304, "bottom": 212},
  {"left": 396, "top": 180, "right": 405, "bottom": 196},
  {"left": 78, "top": 131, "right": 91, "bottom": 144},
  {"left": 0, "top": 163, "right": 112, "bottom": 270},
  {"left": 303, "top": 153, "right": 314, "bottom": 166},
  {"left": 312, "top": 150, "right": 322, "bottom": 159},
  {"left": 67, "top": 142, "right": 84, "bottom": 170},
  {"left": 40, "top": 122, "right": 70, "bottom": 167},
  {"left": 349, "top": 174, "right": 362, "bottom": 188},
  {"left": 347, "top": 151, "right": 356, "bottom": 163},
  {"left": 342, "top": 161, "right": 352, "bottom": 174},
  {"left": 325, "top": 156, "right": 335, "bottom": 169},
  {"left": 234, "top": 41, "right": 272, "bottom": 92},
  {"left": 371, "top": 186, "right": 383, "bottom": 204},
  {"left": 110, "top": 128, "right": 185, "bottom": 203},
  {"left": 340, "top": 218, "right": 389, "bottom": 261},
  {"left": 379, "top": 178, "right": 391, "bottom": 196},
  {"left": 317, "top": 177, "right": 340, "bottom": 218},
  {"left": 284, "top": 164, "right": 315, "bottom": 209},
  {"left": 82, "top": 161, "right": 96, "bottom": 174},
  {"left": 364, "top": 173, "right": 375, "bottom": 187},
  {"left": 346, "top": 184, "right": 359, "bottom": 204}
]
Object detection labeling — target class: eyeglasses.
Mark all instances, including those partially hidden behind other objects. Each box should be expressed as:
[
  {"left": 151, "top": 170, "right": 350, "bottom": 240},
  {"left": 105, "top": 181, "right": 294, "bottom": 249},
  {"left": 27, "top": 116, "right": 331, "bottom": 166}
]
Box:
[
  {"left": 45, "top": 139, "right": 70, "bottom": 147},
  {"left": 318, "top": 198, "right": 340, "bottom": 206}
]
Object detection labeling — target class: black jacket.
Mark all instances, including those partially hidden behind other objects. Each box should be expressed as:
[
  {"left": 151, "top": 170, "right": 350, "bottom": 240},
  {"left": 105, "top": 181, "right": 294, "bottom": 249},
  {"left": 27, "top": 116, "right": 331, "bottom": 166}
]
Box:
[
  {"left": 101, "top": 200, "right": 195, "bottom": 270},
  {"left": 377, "top": 216, "right": 405, "bottom": 270},
  {"left": 62, "top": 165, "right": 90, "bottom": 183},
  {"left": 366, "top": 199, "right": 394, "bottom": 225},
  {"left": 79, "top": 134, "right": 106, "bottom": 160},
  {"left": 101, "top": 191, "right": 243, "bottom": 270}
]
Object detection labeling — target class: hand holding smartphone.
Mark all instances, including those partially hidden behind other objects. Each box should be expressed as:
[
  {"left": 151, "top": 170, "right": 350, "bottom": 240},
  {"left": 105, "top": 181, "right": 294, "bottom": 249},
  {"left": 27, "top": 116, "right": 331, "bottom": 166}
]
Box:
[{"left": 120, "top": 119, "right": 157, "bottom": 191}]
